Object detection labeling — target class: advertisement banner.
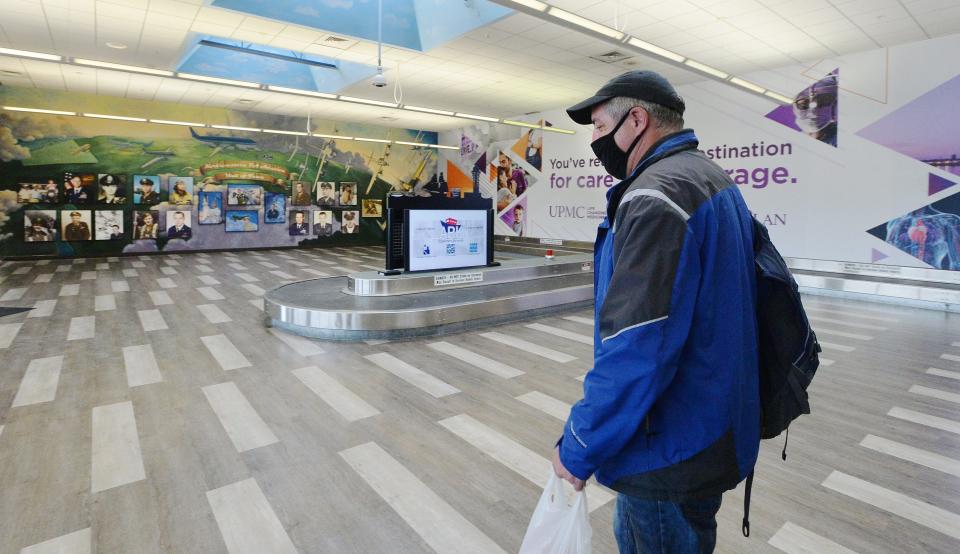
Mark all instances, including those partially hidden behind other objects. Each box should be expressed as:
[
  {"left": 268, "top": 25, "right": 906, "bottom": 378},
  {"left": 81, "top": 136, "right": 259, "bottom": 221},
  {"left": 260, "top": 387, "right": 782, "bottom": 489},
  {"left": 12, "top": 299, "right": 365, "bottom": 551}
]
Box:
[{"left": 441, "top": 34, "right": 960, "bottom": 271}]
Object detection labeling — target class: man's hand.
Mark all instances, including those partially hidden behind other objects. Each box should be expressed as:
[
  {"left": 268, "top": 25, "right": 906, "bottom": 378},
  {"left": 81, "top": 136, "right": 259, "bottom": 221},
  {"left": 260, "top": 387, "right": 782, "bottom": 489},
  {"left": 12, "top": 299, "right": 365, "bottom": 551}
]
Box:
[{"left": 552, "top": 446, "right": 585, "bottom": 491}]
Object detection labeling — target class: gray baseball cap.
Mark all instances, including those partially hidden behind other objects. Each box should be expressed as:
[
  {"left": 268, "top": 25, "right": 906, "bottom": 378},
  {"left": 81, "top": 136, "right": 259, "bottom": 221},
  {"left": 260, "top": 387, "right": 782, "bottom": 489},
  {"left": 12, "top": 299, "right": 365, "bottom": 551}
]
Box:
[{"left": 567, "top": 70, "right": 685, "bottom": 125}]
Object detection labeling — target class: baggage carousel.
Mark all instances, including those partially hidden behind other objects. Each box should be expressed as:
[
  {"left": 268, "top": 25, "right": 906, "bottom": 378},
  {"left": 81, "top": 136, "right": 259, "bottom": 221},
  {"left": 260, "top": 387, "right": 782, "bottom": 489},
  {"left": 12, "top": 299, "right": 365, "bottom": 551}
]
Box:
[{"left": 265, "top": 253, "right": 595, "bottom": 340}]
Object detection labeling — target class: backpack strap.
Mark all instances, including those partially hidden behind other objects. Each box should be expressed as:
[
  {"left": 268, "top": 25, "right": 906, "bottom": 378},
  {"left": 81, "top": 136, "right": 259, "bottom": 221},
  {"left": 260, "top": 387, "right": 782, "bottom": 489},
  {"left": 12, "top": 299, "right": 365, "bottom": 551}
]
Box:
[
  {"left": 742, "top": 471, "right": 754, "bottom": 537},
  {"left": 782, "top": 427, "right": 790, "bottom": 461}
]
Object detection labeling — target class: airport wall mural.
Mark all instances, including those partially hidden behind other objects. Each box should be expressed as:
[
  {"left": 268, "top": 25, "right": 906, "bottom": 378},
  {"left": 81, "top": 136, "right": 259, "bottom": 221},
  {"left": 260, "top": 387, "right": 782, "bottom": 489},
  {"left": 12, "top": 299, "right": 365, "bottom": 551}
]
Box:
[
  {"left": 442, "top": 34, "right": 960, "bottom": 271},
  {"left": 0, "top": 87, "right": 438, "bottom": 258}
]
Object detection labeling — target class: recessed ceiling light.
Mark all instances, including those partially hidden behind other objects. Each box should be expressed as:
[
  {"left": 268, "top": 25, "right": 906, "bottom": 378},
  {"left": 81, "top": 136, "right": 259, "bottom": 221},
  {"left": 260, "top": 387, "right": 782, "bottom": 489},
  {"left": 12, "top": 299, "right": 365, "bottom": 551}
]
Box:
[{"left": 106, "top": 42, "right": 128, "bottom": 50}]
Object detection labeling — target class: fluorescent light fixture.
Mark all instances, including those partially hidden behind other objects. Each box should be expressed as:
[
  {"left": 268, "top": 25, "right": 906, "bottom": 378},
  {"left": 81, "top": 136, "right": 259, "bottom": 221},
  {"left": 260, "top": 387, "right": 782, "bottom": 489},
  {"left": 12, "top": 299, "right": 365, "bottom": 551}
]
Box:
[
  {"left": 82, "top": 113, "right": 147, "bottom": 122},
  {"left": 427, "top": 144, "right": 460, "bottom": 150},
  {"left": 355, "top": 137, "right": 391, "bottom": 143},
  {"left": 177, "top": 72, "right": 260, "bottom": 88},
  {"left": 74, "top": 58, "right": 173, "bottom": 77},
  {"left": 149, "top": 119, "right": 204, "bottom": 126},
  {"left": 502, "top": 119, "right": 541, "bottom": 129},
  {"left": 549, "top": 7, "right": 625, "bottom": 40},
  {"left": 627, "top": 37, "right": 685, "bottom": 63},
  {"left": 0, "top": 47, "right": 62, "bottom": 61},
  {"left": 764, "top": 91, "right": 793, "bottom": 104},
  {"left": 266, "top": 85, "right": 336, "bottom": 99},
  {"left": 507, "top": 0, "right": 548, "bottom": 12},
  {"left": 395, "top": 140, "right": 427, "bottom": 146},
  {"left": 683, "top": 59, "right": 728, "bottom": 80},
  {"left": 338, "top": 95, "right": 399, "bottom": 108},
  {"left": 312, "top": 133, "right": 354, "bottom": 140},
  {"left": 263, "top": 129, "right": 308, "bottom": 136},
  {"left": 542, "top": 126, "right": 576, "bottom": 135},
  {"left": 729, "top": 77, "right": 766, "bottom": 94},
  {"left": 212, "top": 125, "right": 262, "bottom": 132},
  {"left": 455, "top": 112, "right": 499, "bottom": 122},
  {"left": 2, "top": 106, "right": 75, "bottom": 115},
  {"left": 403, "top": 105, "right": 455, "bottom": 116}
]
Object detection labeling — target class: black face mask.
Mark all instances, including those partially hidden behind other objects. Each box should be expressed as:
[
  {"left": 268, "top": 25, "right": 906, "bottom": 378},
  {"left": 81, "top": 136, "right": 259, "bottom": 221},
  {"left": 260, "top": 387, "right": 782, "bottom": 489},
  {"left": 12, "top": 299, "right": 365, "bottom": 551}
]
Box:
[{"left": 591, "top": 111, "right": 645, "bottom": 180}]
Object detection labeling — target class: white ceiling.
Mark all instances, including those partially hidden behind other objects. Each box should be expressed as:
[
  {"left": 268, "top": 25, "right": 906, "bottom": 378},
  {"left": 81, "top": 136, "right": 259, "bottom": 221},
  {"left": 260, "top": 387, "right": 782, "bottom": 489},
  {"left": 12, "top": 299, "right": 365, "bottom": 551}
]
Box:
[{"left": 0, "top": 0, "right": 958, "bottom": 132}]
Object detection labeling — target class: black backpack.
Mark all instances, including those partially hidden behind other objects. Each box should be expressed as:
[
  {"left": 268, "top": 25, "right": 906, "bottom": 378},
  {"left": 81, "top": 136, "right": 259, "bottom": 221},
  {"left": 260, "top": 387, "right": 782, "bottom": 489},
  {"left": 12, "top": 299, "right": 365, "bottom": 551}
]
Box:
[{"left": 742, "top": 218, "right": 821, "bottom": 537}]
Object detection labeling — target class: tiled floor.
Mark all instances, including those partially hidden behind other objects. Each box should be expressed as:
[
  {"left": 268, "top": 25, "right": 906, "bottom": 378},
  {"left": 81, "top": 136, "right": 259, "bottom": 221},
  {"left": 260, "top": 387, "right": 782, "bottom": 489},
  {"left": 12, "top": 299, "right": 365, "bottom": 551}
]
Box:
[{"left": 0, "top": 247, "right": 959, "bottom": 553}]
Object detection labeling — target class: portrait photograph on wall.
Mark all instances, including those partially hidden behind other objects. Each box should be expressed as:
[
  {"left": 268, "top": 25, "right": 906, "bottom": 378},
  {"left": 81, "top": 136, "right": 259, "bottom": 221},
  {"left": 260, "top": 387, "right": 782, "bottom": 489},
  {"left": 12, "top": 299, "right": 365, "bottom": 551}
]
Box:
[
  {"left": 313, "top": 210, "right": 336, "bottom": 236},
  {"left": 264, "top": 192, "right": 286, "bottom": 224},
  {"left": 288, "top": 210, "right": 310, "bottom": 236},
  {"left": 164, "top": 210, "right": 193, "bottom": 240},
  {"left": 96, "top": 174, "right": 127, "bottom": 204},
  {"left": 316, "top": 181, "right": 337, "bottom": 207},
  {"left": 133, "top": 175, "right": 161, "bottom": 205},
  {"left": 167, "top": 177, "right": 195, "bottom": 205},
  {"left": 198, "top": 191, "right": 223, "bottom": 225},
  {"left": 291, "top": 181, "right": 312, "bottom": 206},
  {"left": 225, "top": 210, "right": 259, "bottom": 232},
  {"left": 17, "top": 178, "right": 59, "bottom": 204},
  {"left": 94, "top": 210, "right": 125, "bottom": 240},
  {"left": 227, "top": 183, "right": 262, "bottom": 206},
  {"left": 63, "top": 173, "right": 95, "bottom": 205},
  {"left": 362, "top": 198, "right": 383, "bottom": 218},
  {"left": 61, "top": 209, "right": 92, "bottom": 241},
  {"left": 23, "top": 210, "right": 58, "bottom": 242},
  {"left": 339, "top": 182, "right": 358, "bottom": 206},
  {"left": 340, "top": 210, "right": 360, "bottom": 234},
  {"left": 134, "top": 210, "right": 160, "bottom": 239}
]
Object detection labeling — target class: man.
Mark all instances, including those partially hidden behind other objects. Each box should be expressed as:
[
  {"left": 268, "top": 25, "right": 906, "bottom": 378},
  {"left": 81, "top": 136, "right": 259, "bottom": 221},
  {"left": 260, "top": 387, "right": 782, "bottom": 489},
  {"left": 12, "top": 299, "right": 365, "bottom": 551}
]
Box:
[
  {"left": 512, "top": 205, "right": 524, "bottom": 237},
  {"left": 553, "top": 70, "right": 759, "bottom": 554},
  {"left": 289, "top": 211, "right": 309, "bottom": 235},
  {"left": 98, "top": 174, "right": 124, "bottom": 204},
  {"left": 65, "top": 175, "right": 90, "bottom": 204},
  {"left": 317, "top": 182, "right": 337, "bottom": 206},
  {"left": 292, "top": 182, "right": 311, "bottom": 206},
  {"left": 314, "top": 211, "right": 333, "bottom": 237},
  {"left": 137, "top": 178, "right": 159, "bottom": 204},
  {"left": 64, "top": 211, "right": 90, "bottom": 240},
  {"left": 266, "top": 201, "right": 282, "bottom": 222},
  {"left": 135, "top": 212, "right": 158, "bottom": 239},
  {"left": 167, "top": 211, "right": 192, "bottom": 240},
  {"left": 169, "top": 179, "right": 192, "bottom": 205},
  {"left": 109, "top": 224, "right": 123, "bottom": 240},
  {"left": 18, "top": 183, "right": 33, "bottom": 203}
]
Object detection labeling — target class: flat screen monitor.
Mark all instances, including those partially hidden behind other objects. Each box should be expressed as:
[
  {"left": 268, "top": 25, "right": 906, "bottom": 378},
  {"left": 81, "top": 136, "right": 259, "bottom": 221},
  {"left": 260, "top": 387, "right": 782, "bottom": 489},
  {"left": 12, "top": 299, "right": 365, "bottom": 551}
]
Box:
[{"left": 404, "top": 209, "right": 491, "bottom": 272}]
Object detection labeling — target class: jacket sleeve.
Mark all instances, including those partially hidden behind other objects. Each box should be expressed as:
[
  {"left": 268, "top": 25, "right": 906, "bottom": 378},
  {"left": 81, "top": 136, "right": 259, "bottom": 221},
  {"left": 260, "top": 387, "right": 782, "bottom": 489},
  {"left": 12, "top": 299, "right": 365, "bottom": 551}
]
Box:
[{"left": 560, "top": 193, "right": 700, "bottom": 480}]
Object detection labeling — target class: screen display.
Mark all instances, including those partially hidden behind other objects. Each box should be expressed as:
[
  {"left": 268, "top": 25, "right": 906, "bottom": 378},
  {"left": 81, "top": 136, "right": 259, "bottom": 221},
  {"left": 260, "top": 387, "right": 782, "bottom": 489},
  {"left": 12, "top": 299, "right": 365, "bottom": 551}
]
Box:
[{"left": 407, "top": 209, "right": 488, "bottom": 272}]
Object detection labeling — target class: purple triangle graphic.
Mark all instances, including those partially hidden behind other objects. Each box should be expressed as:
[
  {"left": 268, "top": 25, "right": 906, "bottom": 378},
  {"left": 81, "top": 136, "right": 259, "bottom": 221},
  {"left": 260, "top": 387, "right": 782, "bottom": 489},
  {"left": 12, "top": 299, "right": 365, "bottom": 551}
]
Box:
[
  {"left": 766, "top": 104, "right": 801, "bottom": 131},
  {"left": 929, "top": 173, "right": 955, "bottom": 195},
  {"left": 871, "top": 248, "right": 889, "bottom": 263}
]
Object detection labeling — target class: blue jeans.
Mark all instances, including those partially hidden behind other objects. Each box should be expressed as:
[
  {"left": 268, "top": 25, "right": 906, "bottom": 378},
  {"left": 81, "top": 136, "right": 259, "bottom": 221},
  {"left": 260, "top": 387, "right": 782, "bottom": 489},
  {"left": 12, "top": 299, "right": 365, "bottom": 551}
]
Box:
[{"left": 614, "top": 493, "right": 723, "bottom": 554}]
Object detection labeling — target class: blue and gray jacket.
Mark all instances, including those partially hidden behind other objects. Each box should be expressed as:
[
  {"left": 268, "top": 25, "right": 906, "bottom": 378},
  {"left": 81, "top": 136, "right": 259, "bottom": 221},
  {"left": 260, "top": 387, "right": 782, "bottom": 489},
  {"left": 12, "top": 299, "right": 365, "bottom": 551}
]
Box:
[{"left": 559, "top": 129, "right": 760, "bottom": 501}]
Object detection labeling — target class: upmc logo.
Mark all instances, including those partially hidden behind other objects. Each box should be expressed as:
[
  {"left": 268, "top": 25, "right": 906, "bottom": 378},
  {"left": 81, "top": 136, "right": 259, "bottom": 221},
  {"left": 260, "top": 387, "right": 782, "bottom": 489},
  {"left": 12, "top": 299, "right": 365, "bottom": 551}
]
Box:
[{"left": 440, "top": 217, "right": 461, "bottom": 233}]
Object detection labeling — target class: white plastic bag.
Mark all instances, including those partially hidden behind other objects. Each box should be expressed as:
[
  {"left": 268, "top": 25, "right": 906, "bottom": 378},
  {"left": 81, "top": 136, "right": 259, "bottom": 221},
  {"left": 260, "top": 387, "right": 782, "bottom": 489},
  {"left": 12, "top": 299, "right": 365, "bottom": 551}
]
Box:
[{"left": 518, "top": 471, "right": 592, "bottom": 554}]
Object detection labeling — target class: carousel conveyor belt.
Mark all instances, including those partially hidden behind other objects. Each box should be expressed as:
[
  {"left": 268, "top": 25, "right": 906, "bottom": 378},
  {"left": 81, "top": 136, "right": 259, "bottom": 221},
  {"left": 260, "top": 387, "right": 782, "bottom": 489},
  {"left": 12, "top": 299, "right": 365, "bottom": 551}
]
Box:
[{"left": 265, "top": 271, "right": 594, "bottom": 341}]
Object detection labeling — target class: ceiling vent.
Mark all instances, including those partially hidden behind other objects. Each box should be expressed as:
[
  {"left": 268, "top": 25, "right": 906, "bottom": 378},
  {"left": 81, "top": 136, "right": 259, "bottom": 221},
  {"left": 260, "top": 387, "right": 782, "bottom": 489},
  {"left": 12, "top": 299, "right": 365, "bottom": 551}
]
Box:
[
  {"left": 319, "top": 35, "right": 359, "bottom": 50},
  {"left": 590, "top": 50, "right": 633, "bottom": 64}
]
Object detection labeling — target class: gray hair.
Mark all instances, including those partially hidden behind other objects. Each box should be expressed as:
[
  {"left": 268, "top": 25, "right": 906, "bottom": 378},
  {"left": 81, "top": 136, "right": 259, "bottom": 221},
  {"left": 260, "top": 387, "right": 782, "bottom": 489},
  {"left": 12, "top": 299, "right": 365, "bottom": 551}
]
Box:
[{"left": 603, "top": 96, "right": 683, "bottom": 132}]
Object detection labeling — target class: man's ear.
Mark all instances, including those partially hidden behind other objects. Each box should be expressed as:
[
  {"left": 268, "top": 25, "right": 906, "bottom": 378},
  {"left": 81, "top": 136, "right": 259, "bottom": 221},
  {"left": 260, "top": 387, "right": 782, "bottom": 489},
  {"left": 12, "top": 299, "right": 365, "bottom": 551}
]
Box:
[{"left": 629, "top": 106, "right": 647, "bottom": 131}]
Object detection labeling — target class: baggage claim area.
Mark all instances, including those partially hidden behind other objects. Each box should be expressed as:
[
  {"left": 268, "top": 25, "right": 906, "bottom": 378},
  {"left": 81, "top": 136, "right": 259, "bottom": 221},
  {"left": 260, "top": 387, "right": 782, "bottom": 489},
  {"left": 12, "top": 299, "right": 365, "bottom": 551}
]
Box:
[{"left": 1, "top": 1, "right": 960, "bottom": 553}]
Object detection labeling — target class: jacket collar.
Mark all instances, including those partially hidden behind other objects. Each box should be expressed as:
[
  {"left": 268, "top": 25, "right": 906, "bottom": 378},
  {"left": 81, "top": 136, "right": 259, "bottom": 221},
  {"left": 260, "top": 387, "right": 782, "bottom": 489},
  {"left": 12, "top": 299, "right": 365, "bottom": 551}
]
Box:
[{"left": 605, "top": 128, "right": 699, "bottom": 222}]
